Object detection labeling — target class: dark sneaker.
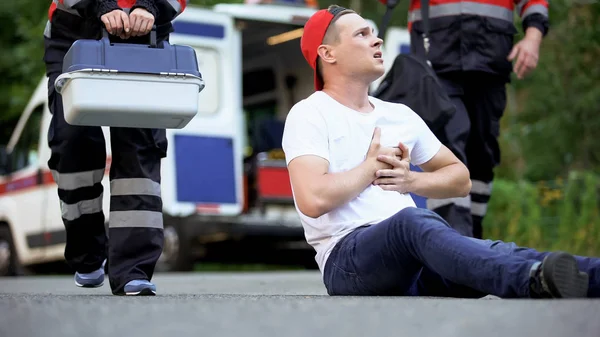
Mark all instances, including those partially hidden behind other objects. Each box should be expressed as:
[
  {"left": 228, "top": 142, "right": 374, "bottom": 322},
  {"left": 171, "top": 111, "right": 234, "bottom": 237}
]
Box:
[
  {"left": 74, "top": 259, "right": 106, "bottom": 288},
  {"left": 530, "top": 252, "right": 589, "bottom": 298},
  {"left": 124, "top": 280, "right": 156, "bottom": 296}
]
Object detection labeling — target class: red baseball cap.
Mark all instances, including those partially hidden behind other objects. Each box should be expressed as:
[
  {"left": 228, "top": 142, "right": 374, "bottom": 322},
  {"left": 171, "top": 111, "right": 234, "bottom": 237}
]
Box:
[{"left": 300, "top": 7, "right": 349, "bottom": 91}]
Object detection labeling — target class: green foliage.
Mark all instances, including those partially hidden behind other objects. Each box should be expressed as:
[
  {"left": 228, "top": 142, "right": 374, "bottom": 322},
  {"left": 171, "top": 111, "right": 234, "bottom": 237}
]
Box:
[
  {"left": 0, "top": 1, "right": 50, "bottom": 143},
  {"left": 497, "top": 1, "right": 600, "bottom": 181},
  {"left": 485, "top": 172, "right": 600, "bottom": 256}
]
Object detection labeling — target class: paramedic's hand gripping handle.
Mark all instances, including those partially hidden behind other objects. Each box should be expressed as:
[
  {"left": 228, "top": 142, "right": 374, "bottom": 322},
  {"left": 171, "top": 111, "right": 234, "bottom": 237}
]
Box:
[
  {"left": 101, "top": 8, "right": 155, "bottom": 40},
  {"left": 101, "top": 9, "right": 130, "bottom": 39},
  {"left": 101, "top": 25, "right": 158, "bottom": 48},
  {"left": 128, "top": 7, "right": 156, "bottom": 37}
]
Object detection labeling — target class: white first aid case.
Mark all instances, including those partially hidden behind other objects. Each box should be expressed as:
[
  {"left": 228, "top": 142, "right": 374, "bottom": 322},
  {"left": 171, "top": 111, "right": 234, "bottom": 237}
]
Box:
[{"left": 55, "top": 29, "right": 205, "bottom": 129}]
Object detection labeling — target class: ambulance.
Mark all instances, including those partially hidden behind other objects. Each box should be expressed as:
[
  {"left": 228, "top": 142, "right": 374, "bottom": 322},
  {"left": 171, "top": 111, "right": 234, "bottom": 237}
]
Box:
[{"left": 0, "top": 2, "right": 411, "bottom": 276}]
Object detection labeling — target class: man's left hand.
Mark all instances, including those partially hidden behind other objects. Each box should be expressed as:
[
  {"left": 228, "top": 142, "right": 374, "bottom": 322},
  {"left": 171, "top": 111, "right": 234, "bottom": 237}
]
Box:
[
  {"left": 508, "top": 27, "right": 543, "bottom": 80},
  {"left": 373, "top": 142, "right": 414, "bottom": 193}
]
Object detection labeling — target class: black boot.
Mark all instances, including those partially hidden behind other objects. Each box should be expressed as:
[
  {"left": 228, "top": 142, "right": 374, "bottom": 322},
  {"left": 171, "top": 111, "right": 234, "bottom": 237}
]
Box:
[{"left": 529, "top": 252, "right": 589, "bottom": 298}]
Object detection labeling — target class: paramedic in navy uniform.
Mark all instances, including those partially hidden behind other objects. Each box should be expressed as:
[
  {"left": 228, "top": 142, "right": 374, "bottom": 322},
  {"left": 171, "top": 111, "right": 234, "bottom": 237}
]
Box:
[{"left": 42, "top": 0, "right": 188, "bottom": 296}]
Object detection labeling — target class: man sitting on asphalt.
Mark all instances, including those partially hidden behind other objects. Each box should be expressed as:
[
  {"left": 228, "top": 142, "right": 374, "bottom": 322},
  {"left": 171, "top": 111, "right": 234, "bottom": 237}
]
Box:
[{"left": 281, "top": 5, "right": 599, "bottom": 298}]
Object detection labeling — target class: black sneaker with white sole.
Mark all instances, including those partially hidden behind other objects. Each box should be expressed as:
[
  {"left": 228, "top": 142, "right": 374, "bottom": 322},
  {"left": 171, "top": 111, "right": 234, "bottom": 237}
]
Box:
[{"left": 529, "top": 252, "right": 589, "bottom": 298}]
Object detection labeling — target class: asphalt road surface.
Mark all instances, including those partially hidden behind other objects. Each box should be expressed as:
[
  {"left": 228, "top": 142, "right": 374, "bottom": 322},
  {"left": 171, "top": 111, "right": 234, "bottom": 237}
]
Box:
[{"left": 1, "top": 271, "right": 599, "bottom": 337}]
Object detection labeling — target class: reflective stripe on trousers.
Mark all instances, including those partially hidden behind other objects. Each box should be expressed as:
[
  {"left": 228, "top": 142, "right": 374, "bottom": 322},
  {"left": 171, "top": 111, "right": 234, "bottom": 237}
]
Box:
[
  {"left": 426, "top": 196, "right": 471, "bottom": 210},
  {"left": 52, "top": 168, "right": 105, "bottom": 222},
  {"left": 470, "top": 180, "right": 493, "bottom": 217},
  {"left": 109, "top": 178, "right": 163, "bottom": 229}
]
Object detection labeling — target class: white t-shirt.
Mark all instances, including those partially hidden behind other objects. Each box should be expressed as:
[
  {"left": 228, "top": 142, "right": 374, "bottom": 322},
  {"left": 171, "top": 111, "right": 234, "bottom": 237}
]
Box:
[{"left": 281, "top": 91, "right": 442, "bottom": 274}]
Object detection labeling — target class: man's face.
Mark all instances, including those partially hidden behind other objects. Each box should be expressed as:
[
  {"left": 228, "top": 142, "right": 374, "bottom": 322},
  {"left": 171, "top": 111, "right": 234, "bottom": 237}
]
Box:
[{"left": 329, "top": 13, "right": 385, "bottom": 81}]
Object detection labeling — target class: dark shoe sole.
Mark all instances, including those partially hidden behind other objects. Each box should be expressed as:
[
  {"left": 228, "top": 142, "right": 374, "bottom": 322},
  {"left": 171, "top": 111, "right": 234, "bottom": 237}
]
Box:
[
  {"left": 74, "top": 274, "right": 104, "bottom": 288},
  {"left": 542, "top": 252, "right": 589, "bottom": 298},
  {"left": 75, "top": 282, "right": 104, "bottom": 288},
  {"left": 125, "top": 288, "right": 156, "bottom": 296}
]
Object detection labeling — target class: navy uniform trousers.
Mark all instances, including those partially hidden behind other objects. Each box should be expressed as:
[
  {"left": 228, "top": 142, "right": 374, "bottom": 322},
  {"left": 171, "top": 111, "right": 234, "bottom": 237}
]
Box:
[
  {"left": 43, "top": 15, "right": 167, "bottom": 295},
  {"left": 427, "top": 71, "right": 507, "bottom": 239}
]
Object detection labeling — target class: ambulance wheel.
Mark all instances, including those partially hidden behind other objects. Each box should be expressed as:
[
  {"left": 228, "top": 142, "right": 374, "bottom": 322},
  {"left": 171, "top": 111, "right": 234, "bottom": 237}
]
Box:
[
  {"left": 157, "top": 223, "right": 194, "bottom": 272},
  {"left": 0, "top": 225, "right": 19, "bottom": 276}
]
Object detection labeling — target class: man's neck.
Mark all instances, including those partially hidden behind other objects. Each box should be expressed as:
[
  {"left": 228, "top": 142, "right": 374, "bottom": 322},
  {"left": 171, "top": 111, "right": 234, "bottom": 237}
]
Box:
[{"left": 322, "top": 81, "right": 373, "bottom": 113}]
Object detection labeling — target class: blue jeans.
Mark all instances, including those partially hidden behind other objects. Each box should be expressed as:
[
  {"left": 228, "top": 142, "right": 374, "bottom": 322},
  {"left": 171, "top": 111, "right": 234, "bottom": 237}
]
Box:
[{"left": 323, "top": 207, "right": 600, "bottom": 298}]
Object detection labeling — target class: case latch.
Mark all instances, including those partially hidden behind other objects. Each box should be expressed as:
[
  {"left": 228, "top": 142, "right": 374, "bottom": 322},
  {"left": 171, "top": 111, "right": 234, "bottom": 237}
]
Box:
[{"left": 160, "top": 72, "right": 187, "bottom": 79}]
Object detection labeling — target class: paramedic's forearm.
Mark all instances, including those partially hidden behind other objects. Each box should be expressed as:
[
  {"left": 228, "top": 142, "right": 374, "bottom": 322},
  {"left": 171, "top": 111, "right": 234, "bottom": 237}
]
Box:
[
  {"left": 525, "top": 27, "right": 543, "bottom": 42},
  {"left": 132, "top": 0, "right": 159, "bottom": 18},
  {"left": 97, "top": 0, "right": 121, "bottom": 18},
  {"left": 409, "top": 163, "right": 471, "bottom": 199},
  {"left": 310, "top": 161, "right": 376, "bottom": 217}
]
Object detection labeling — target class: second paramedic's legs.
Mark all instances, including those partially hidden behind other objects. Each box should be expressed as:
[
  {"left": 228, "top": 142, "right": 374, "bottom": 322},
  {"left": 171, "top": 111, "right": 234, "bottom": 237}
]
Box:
[
  {"left": 463, "top": 73, "right": 507, "bottom": 239},
  {"left": 427, "top": 74, "right": 473, "bottom": 237},
  {"left": 45, "top": 37, "right": 108, "bottom": 275},
  {"left": 107, "top": 127, "right": 167, "bottom": 295}
]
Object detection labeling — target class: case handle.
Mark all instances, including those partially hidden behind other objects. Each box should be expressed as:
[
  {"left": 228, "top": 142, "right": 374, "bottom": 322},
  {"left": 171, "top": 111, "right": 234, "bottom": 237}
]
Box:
[{"left": 101, "top": 25, "right": 157, "bottom": 48}]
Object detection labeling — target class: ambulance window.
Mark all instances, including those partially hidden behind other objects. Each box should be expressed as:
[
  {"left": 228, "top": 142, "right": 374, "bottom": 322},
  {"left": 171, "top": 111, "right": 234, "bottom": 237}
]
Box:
[
  {"left": 194, "top": 47, "right": 219, "bottom": 115},
  {"left": 11, "top": 105, "right": 43, "bottom": 171}
]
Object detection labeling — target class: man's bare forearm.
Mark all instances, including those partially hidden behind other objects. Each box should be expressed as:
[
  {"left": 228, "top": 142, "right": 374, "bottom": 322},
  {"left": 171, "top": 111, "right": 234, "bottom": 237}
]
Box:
[
  {"left": 409, "top": 163, "right": 471, "bottom": 199},
  {"left": 309, "top": 161, "right": 376, "bottom": 217}
]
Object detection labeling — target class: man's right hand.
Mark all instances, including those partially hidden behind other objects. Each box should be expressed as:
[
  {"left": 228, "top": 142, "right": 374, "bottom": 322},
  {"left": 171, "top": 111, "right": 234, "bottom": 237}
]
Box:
[
  {"left": 365, "top": 127, "right": 403, "bottom": 172},
  {"left": 100, "top": 9, "right": 130, "bottom": 38}
]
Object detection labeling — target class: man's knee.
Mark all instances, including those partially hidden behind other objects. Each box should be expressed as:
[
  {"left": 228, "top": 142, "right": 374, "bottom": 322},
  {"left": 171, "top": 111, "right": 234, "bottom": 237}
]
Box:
[
  {"left": 489, "top": 240, "right": 520, "bottom": 254},
  {"left": 465, "top": 237, "right": 519, "bottom": 254},
  {"left": 397, "top": 206, "right": 433, "bottom": 217}
]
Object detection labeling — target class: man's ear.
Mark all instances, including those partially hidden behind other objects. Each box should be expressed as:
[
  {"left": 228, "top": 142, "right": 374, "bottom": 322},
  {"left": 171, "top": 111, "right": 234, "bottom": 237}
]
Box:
[{"left": 317, "top": 45, "right": 336, "bottom": 65}]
